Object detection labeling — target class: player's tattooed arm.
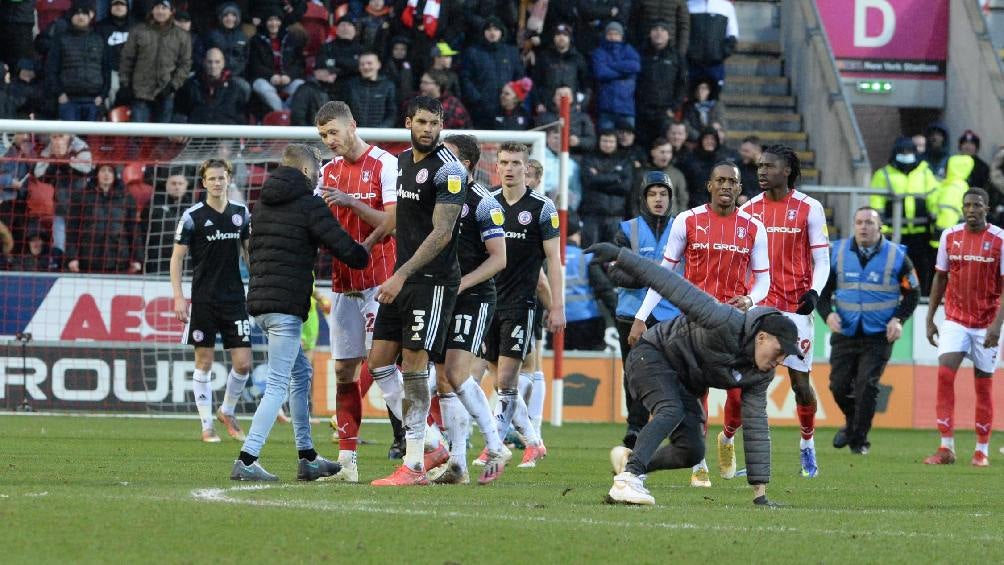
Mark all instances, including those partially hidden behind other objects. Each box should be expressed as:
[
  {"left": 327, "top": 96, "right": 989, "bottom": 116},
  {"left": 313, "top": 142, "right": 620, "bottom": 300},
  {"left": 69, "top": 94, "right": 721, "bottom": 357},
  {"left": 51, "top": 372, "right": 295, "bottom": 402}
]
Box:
[{"left": 398, "top": 202, "right": 461, "bottom": 279}]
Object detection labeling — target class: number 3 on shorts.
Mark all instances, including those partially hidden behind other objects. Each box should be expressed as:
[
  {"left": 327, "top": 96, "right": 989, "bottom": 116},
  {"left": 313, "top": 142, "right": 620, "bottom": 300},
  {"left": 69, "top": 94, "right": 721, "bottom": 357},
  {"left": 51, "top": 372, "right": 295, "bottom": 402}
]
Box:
[{"left": 411, "top": 310, "right": 426, "bottom": 332}]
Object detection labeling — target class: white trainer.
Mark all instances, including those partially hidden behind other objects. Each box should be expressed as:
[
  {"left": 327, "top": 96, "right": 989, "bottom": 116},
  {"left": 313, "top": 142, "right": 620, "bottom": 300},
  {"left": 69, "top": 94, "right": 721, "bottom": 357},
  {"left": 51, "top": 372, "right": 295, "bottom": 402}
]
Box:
[
  {"left": 609, "top": 445, "right": 632, "bottom": 475},
  {"left": 323, "top": 452, "right": 359, "bottom": 483},
  {"left": 607, "top": 472, "right": 655, "bottom": 505}
]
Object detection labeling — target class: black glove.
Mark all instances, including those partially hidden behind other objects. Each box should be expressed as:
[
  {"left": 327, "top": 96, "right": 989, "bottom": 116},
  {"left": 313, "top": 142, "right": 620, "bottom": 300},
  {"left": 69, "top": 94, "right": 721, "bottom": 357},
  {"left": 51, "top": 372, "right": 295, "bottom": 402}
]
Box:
[
  {"left": 584, "top": 242, "right": 620, "bottom": 263},
  {"left": 796, "top": 289, "right": 818, "bottom": 315},
  {"left": 753, "top": 495, "right": 781, "bottom": 508}
]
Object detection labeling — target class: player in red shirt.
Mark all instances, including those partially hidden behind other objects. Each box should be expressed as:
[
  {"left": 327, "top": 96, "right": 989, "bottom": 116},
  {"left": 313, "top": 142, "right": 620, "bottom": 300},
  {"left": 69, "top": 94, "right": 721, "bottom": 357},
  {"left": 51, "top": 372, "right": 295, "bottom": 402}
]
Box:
[
  {"left": 737, "top": 145, "right": 830, "bottom": 478},
  {"left": 315, "top": 101, "right": 398, "bottom": 482},
  {"left": 924, "top": 188, "right": 1003, "bottom": 467},
  {"left": 629, "top": 161, "right": 770, "bottom": 487}
]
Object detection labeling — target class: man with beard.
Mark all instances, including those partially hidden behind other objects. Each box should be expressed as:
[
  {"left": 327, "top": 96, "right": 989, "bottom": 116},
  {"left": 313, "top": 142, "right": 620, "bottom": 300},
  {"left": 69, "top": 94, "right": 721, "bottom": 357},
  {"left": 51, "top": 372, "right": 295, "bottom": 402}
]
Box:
[{"left": 367, "top": 96, "right": 469, "bottom": 486}]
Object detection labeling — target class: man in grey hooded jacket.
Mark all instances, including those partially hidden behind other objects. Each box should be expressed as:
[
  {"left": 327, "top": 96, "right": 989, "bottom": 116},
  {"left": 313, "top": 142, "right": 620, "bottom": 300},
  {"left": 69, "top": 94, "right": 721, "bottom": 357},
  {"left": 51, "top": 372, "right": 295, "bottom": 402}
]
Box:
[{"left": 588, "top": 242, "right": 799, "bottom": 507}]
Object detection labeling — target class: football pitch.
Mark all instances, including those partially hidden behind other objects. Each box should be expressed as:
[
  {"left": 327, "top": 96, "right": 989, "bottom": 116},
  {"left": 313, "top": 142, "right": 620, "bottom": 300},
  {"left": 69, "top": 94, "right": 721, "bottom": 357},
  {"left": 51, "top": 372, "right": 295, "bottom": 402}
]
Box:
[{"left": 2, "top": 414, "right": 1001, "bottom": 564}]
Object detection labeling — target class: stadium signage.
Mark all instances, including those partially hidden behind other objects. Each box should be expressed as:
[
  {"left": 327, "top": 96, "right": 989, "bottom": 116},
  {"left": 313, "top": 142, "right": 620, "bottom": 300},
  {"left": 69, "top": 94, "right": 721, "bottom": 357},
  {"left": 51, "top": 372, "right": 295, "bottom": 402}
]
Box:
[{"left": 0, "top": 346, "right": 236, "bottom": 408}]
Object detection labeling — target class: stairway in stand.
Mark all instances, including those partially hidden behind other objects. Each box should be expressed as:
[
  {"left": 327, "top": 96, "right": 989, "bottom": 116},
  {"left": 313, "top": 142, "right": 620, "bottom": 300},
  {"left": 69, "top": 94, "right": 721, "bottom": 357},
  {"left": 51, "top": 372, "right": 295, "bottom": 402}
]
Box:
[{"left": 721, "top": 41, "right": 818, "bottom": 185}]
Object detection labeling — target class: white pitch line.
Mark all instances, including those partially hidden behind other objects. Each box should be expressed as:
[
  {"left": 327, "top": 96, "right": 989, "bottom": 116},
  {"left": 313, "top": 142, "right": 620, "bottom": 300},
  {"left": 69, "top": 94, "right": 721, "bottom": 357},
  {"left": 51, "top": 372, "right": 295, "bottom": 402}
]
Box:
[{"left": 187, "top": 486, "right": 1003, "bottom": 543}]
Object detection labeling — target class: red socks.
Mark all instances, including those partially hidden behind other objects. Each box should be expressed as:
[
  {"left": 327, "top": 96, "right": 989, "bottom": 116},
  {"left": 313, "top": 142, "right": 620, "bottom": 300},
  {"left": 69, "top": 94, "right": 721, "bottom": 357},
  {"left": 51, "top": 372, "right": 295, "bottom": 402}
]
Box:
[
  {"left": 936, "top": 365, "right": 956, "bottom": 437},
  {"left": 797, "top": 403, "right": 816, "bottom": 440},
  {"left": 723, "top": 388, "right": 743, "bottom": 438},
  {"left": 358, "top": 360, "right": 373, "bottom": 397},
  {"left": 975, "top": 377, "right": 993, "bottom": 444},
  {"left": 428, "top": 394, "right": 444, "bottom": 430},
  {"left": 335, "top": 381, "right": 362, "bottom": 451}
]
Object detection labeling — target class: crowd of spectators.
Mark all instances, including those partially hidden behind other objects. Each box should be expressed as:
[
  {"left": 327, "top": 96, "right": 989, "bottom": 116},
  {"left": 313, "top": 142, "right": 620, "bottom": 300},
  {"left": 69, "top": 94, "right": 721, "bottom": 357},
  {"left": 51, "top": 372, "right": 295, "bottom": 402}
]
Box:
[{"left": 2, "top": 0, "right": 997, "bottom": 284}]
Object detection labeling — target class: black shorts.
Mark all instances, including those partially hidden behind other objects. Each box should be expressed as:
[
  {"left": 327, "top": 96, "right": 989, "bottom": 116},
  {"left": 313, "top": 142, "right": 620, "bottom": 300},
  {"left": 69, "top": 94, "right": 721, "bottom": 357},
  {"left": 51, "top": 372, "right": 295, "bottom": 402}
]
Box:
[
  {"left": 431, "top": 291, "right": 495, "bottom": 363},
  {"left": 185, "top": 301, "right": 251, "bottom": 350},
  {"left": 532, "top": 302, "right": 545, "bottom": 341},
  {"left": 372, "top": 281, "right": 458, "bottom": 353},
  {"left": 483, "top": 307, "right": 536, "bottom": 362}
]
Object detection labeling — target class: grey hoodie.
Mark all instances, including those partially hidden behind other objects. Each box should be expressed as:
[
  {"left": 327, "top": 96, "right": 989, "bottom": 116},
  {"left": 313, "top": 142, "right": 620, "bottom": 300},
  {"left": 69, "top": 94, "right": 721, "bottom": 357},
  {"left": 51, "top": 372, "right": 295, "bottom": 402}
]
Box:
[{"left": 614, "top": 248, "right": 776, "bottom": 484}]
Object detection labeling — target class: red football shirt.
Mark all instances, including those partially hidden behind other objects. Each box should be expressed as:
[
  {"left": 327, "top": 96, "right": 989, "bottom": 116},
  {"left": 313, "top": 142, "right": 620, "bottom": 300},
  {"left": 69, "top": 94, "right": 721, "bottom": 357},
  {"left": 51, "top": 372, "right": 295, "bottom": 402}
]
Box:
[
  {"left": 663, "top": 205, "right": 769, "bottom": 303},
  {"left": 936, "top": 224, "right": 1004, "bottom": 328},
  {"left": 317, "top": 145, "right": 398, "bottom": 292},
  {"left": 742, "top": 190, "right": 828, "bottom": 312}
]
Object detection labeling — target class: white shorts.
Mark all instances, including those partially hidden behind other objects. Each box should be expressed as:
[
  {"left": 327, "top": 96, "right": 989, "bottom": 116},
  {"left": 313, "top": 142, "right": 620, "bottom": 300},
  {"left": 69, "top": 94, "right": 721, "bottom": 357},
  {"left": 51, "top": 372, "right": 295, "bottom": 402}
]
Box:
[
  {"left": 330, "top": 287, "right": 380, "bottom": 360},
  {"left": 781, "top": 310, "right": 814, "bottom": 372},
  {"left": 937, "top": 319, "right": 1000, "bottom": 373}
]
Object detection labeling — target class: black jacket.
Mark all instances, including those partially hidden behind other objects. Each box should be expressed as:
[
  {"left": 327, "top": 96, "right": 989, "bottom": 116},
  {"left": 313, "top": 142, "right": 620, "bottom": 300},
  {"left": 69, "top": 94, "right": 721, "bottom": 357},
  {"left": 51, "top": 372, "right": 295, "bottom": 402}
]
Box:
[
  {"left": 288, "top": 77, "right": 333, "bottom": 126},
  {"left": 46, "top": 27, "right": 109, "bottom": 98},
  {"left": 247, "top": 166, "right": 368, "bottom": 320},
  {"left": 344, "top": 75, "right": 397, "bottom": 128},
  {"left": 688, "top": 11, "right": 736, "bottom": 65},
  {"left": 206, "top": 26, "right": 250, "bottom": 77},
  {"left": 579, "top": 151, "right": 634, "bottom": 217},
  {"left": 636, "top": 44, "right": 685, "bottom": 116},
  {"left": 248, "top": 26, "right": 306, "bottom": 82},
  {"left": 318, "top": 38, "right": 363, "bottom": 80},
  {"left": 145, "top": 191, "right": 193, "bottom": 274},
  {"left": 174, "top": 72, "right": 250, "bottom": 125},
  {"left": 616, "top": 249, "right": 775, "bottom": 485},
  {"left": 67, "top": 180, "right": 142, "bottom": 272},
  {"left": 96, "top": 14, "right": 131, "bottom": 72},
  {"left": 531, "top": 46, "right": 591, "bottom": 109}
]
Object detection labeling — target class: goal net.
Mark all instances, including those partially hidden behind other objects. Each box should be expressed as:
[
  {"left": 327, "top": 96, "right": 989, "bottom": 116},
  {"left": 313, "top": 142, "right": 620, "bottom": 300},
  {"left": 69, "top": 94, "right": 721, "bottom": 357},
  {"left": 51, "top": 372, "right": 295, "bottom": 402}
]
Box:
[{"left": 0, "top": 119, "right": 544, "bottom": 418}]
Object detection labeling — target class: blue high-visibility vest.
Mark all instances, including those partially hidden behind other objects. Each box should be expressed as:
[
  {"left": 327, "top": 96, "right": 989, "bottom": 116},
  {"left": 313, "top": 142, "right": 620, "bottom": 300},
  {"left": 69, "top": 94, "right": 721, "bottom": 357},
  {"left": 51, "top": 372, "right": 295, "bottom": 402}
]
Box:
[
  {"left": 615, "top": 216, "right": 681, "bottom": 322},
  {"left": 565, "top": 244, "right": 601, "bottom": 322},
  {"left": 832, "top": 237, "right": 905, "bottom": 335}
]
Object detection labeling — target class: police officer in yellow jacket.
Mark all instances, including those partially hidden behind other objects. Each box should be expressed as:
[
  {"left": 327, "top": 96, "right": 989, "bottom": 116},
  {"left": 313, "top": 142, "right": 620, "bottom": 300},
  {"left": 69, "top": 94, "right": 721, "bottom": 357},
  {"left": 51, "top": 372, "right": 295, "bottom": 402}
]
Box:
[
  {"left": 869, "top": 137, "right": 938, "bottom": 294},
  {"left": 928, "top": 154, "right": 974, "bottom": 250}
]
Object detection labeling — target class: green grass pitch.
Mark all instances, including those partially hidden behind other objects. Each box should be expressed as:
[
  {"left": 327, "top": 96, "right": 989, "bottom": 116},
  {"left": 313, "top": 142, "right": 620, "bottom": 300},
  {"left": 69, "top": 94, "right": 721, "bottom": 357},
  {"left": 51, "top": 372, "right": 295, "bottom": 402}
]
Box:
[{"left": 2, "top": 414, "right": 1002, "bottom": 564}]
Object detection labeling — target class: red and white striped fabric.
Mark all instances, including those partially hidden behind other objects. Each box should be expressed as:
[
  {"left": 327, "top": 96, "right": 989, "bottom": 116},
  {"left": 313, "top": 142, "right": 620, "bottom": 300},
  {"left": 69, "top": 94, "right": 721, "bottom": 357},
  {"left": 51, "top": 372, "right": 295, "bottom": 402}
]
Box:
[
  {"left": 318, "top": 145, "right": 398, "bottom": 293},
  {"left": 936, "top": 223, "right": 1004, "bottom": 329},
  {"left": 663, "top": 204, "right": 769, "bottom": 303},
  {"left": 742, "top": 190, "right": 828, "bottom": 312},
  {"left": 401, "top": 0, "right": 441, "bottom": 38}
]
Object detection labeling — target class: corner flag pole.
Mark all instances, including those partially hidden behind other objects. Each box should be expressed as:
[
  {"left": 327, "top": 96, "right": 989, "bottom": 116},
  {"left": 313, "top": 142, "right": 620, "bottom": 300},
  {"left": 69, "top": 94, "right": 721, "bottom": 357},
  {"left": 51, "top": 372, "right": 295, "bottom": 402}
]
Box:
[{"left": 551, "top": 94, "right": 571, "bottom": 427}]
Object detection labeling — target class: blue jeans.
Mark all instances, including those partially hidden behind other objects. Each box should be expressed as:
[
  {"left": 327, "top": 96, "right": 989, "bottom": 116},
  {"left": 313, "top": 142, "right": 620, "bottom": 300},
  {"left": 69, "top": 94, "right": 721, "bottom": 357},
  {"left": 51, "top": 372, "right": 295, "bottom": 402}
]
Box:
[
  {"left": 58, "top": 98, "right": 102, "bottom": 122},
  {"left": 130, "top": 93, "right": 175, "bottom": 123},
  {"left": 598, "top": 112, "right": 635, "bottom": 132},
  {"left": 241, "top": 313, "right": 314, "bottom": 457},
  {"left": 688, "top": 62, "right": 725, "bottom": 88}
]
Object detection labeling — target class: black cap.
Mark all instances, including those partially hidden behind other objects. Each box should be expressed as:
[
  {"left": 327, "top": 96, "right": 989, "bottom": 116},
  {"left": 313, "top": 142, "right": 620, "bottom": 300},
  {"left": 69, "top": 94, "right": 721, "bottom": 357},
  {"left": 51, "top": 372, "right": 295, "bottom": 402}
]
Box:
[
  {"left": 175, "top": 10, "right": 190, "bottom": 22},
  {"left": 70, "top": 0, "right": 96, "bottom": 14},
  {"left": 959, "top": 129, "right": 981, "bottom": 150},
  {"left": 757, "top": 314, "right": 803, "bottom": 360}
]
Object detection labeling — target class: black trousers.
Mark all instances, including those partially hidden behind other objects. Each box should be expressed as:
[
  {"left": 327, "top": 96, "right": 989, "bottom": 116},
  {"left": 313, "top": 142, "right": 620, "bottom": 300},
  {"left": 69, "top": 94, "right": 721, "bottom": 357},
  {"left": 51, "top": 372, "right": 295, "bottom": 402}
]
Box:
[
  {"left": 828, "top": 333, "right": 893, "bottom": 448},
  {"left": 617, "top": 317, "right": 651, "bottom": 438},
  {"left": 624, "top": 340, "right": 705, "bottom": 475},
  {"left": 902, "top": 233, "right": 933, "bottom": 296}
]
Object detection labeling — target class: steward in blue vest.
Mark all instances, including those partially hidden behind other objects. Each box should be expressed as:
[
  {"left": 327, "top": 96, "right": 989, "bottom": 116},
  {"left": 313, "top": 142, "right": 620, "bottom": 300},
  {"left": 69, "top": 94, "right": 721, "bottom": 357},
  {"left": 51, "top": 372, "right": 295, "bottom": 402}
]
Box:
[
  {"left": 817, "top": 207, "right": 920, "bottom": 454},
  {"left": 602, "top": 171, "right": 680, "bottom": 448},
  {"left": 556, "top": 216, "right": 617, "bottom": 352}
]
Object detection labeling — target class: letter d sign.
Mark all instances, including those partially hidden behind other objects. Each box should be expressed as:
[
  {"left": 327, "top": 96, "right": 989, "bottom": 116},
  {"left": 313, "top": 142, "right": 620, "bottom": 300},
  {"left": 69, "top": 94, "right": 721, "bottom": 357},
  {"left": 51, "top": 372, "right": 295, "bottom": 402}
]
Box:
[{"left": 854, "top": 0, "right": 895, "bottom": 48}]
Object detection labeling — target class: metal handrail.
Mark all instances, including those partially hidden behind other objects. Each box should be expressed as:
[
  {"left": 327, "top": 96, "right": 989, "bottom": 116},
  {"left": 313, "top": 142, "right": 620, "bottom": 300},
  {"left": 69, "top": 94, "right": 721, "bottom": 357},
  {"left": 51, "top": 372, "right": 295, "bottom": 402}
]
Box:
[{"left": 802, "top": 186, "right": 904, "bottom": 243}]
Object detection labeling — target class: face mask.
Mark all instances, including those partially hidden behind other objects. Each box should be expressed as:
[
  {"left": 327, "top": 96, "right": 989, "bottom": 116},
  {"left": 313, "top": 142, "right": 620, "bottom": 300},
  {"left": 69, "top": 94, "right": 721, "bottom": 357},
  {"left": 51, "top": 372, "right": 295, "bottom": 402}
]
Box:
[{"left": 895, "top": 153, "right": 917, "bottom": 165}]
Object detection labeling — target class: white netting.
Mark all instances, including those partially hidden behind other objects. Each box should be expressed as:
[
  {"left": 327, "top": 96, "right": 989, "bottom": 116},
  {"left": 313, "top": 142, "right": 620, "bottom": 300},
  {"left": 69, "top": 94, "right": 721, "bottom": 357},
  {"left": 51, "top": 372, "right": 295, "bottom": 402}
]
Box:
[{"left": 0, "top": 120, "right": 543, "bottom": 415}]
